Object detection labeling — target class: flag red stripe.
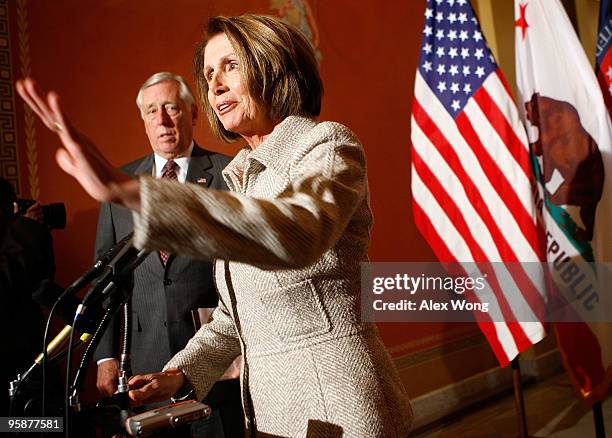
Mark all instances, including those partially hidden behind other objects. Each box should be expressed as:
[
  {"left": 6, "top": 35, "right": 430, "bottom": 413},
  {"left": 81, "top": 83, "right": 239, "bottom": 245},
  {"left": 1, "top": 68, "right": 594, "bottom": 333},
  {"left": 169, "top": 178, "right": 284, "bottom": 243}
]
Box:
[
  {"left": 492, "top": 71, "right": 545, "bottom": 274},
  {"left": 472, "top": 263, "right": 534, "bottom": 351},
  {"left": 410, "top": 188, "right": 456, "bottom": 263},
  {"left": 455, "top": 109, "right": 541, "bottom": 259},
  {"left": 413, "top": 98, "right": 523, "bottom": 263},
  {"left": 414, "top": 91, "right": 548, "bottom": 336},
  {"left": 468, "top": 261, "right": 541, "bottom": 354},
  {"left": 411, "top": 196, "right": 512, "bottom": 365},
  {"left": 454, "top": 108, "right": 549, "bottom": 318},
  {"left": 496, "top": 68, "right": 518, "bottom": 105},
  {"left": 505, "top": 322, "right": 533, "bottom": 353},
  {"left": 412, "top": 143, "right": 537, "bottom": 350},
  {"left": 412, "top": 146, "right": 485, "bottom": 261},
  {"left": 472, "top": 83, "right": 532, "bottom": 178},
  {"left": 476, "top": 321, "right": 511, "bottom": 366}
]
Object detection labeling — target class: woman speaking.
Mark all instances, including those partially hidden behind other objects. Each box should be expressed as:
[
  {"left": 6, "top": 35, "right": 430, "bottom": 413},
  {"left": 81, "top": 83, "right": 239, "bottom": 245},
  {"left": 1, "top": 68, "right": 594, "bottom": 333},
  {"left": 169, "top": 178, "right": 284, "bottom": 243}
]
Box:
[{"left": 17, "top": 14, "right": 412, "bottom": 437}]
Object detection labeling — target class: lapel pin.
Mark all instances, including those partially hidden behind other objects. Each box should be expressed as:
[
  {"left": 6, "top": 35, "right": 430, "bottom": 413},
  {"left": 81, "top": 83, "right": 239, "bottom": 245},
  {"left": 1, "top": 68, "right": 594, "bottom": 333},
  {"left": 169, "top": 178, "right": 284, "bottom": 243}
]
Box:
[{"left": 197, "top": 177, "right": 207, "bottom": 184}]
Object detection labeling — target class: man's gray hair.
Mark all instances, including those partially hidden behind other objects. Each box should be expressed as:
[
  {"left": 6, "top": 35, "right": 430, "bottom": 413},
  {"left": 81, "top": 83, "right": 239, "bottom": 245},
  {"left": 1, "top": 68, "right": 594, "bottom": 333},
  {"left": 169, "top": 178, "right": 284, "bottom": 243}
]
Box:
[{"left": 136, "top": 72, "right": 196, "bottom": 117}]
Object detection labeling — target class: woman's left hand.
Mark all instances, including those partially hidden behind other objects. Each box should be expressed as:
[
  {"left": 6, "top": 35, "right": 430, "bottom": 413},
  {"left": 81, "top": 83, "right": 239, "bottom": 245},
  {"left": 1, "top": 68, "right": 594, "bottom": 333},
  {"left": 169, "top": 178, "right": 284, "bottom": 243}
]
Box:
[{"left": 127, "top": 368, "right": 186, "bottom": 407}]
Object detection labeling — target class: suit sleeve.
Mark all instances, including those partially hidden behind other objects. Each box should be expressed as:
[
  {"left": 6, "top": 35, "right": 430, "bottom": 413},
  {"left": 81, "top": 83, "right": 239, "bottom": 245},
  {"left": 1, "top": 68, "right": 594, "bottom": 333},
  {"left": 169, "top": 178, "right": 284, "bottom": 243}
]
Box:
[
  {"left": 163, "top": 293, "right": 241, "bottom": 401},
  {"left": 92, "top": 202, "right": 120, "bottom": 362},
  {"left": 133, "top": 124, "right": 368, "bottom": 270}
]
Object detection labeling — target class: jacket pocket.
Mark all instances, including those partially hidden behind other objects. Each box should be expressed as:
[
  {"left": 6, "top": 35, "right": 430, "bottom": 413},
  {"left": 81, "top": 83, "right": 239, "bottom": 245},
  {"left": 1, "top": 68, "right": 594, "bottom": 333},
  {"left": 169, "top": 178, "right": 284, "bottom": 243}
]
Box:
[
  {"left": 133, "top": 311, "right": 142, "bottom": 332},
  {"left": 259, "top": 279, "right": 331, "bottom": 342}
]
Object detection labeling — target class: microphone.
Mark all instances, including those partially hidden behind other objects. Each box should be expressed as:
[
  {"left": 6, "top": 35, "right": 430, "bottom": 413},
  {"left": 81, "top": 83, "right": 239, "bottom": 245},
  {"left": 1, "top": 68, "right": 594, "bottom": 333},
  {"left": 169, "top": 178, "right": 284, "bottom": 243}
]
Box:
[
  {"left": 67, "top": 245, "right": 149, "bottom": 395},
  {"left": 34, "top": 233, "right": 135, "bottom": 333},
  {"left": 79, "top": 238, "right": 149, "bottom": 310},
  {"left": 63, "top": 232, "right": 135, "bottom": 297},
  {"left": 11, "top": 325, "right": 92, "bottom": 390}
]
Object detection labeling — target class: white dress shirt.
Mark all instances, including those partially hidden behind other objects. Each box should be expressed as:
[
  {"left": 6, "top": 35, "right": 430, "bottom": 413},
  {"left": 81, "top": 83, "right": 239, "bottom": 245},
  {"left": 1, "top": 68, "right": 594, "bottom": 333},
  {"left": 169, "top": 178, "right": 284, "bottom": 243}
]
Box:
[{"left": 153, "top": 141, "right": 194, "bottom": 183}]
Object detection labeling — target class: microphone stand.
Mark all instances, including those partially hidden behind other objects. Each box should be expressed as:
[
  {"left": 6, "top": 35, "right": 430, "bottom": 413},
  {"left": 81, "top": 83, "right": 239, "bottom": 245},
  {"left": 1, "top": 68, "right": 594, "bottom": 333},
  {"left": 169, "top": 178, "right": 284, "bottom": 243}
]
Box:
[
  {"left": 6, "top": 233, "right": 139, "bottom": 433},
  {"left": 117, "top": 299, "right": 133, "bottom": 393},
  {"left": 8, "top": 326, "right": 91, "bottom": 417},
  {"left": 65, "top": 248, "right": 149, "bottom": 437},
  {"left": 38, "top": 232, "right": 133, "bottom": 417}
]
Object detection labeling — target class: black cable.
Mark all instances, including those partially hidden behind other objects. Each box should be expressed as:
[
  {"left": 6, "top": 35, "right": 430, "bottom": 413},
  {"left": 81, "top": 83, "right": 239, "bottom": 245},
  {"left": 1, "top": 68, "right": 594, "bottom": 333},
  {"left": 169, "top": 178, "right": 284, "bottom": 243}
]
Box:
[
  {"left": 40, "top": 292, "right": 63, "bottom": 417},
  {"left": 7, "top": 332, "right": 88, "bottom": 419},
  {"left": 64, "top": 311, "right": 79, "bottom": 438},
  {"left": 9, "top": 302, "right": 57, "bottom": 417}
]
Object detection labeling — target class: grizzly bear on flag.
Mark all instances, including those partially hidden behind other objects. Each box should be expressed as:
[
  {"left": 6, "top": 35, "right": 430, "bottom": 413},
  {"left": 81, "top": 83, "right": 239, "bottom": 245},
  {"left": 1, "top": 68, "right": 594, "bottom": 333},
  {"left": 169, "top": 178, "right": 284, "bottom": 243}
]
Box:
[{"left": 526, "top": 93, "right": 604, "bottom": 242}]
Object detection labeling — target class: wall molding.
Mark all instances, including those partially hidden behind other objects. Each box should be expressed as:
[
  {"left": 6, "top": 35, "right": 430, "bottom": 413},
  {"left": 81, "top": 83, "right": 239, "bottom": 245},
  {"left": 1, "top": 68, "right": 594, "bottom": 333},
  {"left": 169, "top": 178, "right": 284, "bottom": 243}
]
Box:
[
  {"left": 0, "top": 0, "right": 20, "bottom": 192},
  {"left": 394, "top": 333, "right": 486, "bottom": 369},
  {"left": 403, "top": 348, "right": 563, "bottom": 432},
  {"left": 16, "top": 0, "right": 37, "bottom": 199},
  {"left": 389, "top": 326, "right": 481, "bottom": 358}
]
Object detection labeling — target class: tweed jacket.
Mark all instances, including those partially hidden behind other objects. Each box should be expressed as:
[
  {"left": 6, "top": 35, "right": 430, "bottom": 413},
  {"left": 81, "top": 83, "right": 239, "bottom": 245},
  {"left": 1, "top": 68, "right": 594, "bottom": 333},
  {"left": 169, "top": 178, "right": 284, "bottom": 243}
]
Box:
[{"left": 133, "top": 116, "right": 413, "bottom": 437}]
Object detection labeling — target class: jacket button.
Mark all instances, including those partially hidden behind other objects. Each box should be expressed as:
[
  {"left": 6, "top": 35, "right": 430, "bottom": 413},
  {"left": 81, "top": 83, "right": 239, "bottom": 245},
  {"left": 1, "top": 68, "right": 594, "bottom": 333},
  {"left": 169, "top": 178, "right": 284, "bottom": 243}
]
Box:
[{"left": 163, "top": 278, "right": 173, "bottom": 286}]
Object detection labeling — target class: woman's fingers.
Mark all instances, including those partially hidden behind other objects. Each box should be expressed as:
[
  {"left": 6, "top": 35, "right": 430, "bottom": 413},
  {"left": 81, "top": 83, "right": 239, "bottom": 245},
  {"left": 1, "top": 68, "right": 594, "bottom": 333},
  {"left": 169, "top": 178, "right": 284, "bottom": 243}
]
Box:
[
  {"left": 129, "top": 383, "right": 157, "bottom": 403},
  {"left": 16, "top": 78, "right": 58, "bottom": 131},
  {"left": 15, "top": 80, "right": 44, "bottom": 122},
  {"left": 127, "top": 374, "right": 152, "bottom": 390},
  {"left": 48, "top": 91, "right": 78, "bottom": 143},
  {"left": 126, "top": 370, "right": 185, "bottom": 407},
  {"left": 127, "top": 376, "right": 164, "bottom": 406},
  {"left": 17, "top": 78, "right": 74, "bottom": 140}
]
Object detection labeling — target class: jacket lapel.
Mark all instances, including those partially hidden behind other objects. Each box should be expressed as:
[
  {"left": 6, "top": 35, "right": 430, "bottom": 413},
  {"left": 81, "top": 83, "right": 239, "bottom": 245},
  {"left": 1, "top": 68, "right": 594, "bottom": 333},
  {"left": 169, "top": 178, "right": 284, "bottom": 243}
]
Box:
[
  {"left": 133, "top": 154, "right": 155, "bottom": 177},
  {"left": 185, "top": 143, "right": 214, "bottom": 188}
]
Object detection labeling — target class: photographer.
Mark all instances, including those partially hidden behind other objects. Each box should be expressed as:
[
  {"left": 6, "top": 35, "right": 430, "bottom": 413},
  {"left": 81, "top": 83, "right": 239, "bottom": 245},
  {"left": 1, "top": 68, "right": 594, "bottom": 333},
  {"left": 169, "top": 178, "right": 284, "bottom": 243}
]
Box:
[
  {"left": 14, "top": 196, "right": 66, "bottom": 230},
  {"left": 0, "top": 177, "right": 62, "bottom": 416},
  {"left": 20, "top": 201, "right": 45, "bottom": 223}
]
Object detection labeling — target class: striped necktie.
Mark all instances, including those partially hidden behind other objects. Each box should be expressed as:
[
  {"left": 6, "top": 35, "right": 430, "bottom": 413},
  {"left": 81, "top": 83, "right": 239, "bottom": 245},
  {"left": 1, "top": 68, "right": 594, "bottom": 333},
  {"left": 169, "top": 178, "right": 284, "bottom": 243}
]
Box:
[{"left": 159, "top": 159, "right": 178, "bottom": 265}]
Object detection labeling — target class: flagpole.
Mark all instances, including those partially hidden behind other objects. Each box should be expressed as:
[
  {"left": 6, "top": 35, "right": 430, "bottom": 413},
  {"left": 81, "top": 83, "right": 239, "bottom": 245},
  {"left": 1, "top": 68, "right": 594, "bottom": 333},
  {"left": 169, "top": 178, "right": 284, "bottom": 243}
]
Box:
[
  {"left": 511, "top": 357, "right": 529, "bottom": 438},
  {"left": 592, "top": 401, "right": 606, "bottom": 438}
]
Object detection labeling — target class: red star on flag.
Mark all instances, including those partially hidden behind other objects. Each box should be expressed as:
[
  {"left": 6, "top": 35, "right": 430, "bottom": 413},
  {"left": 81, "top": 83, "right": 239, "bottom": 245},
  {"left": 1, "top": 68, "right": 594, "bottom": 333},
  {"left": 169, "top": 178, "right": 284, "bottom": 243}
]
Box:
[{"left": 515, "top": 2, "right": 529, "bottom": 40}]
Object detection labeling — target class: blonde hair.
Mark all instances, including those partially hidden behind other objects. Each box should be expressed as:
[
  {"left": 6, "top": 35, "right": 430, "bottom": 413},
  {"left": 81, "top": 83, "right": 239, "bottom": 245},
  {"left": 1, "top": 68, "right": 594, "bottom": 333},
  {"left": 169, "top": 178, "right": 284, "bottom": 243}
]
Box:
[{"left": 194, "top": 14, "right": 323, "bottom": 142}]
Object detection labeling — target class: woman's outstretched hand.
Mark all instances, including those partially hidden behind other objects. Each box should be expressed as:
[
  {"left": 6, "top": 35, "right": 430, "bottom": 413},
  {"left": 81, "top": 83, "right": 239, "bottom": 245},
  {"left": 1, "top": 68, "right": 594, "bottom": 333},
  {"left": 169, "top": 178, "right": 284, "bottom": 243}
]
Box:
[{"left": 15, "top": 77, "right": 141, "bottom": 210}]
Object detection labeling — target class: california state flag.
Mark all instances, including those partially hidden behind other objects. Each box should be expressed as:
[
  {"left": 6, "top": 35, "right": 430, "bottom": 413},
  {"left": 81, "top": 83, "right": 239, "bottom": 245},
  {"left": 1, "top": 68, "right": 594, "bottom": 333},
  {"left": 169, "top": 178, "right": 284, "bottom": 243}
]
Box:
[{"left": 515, "top": 0, "right": 612, "bottom": 403}]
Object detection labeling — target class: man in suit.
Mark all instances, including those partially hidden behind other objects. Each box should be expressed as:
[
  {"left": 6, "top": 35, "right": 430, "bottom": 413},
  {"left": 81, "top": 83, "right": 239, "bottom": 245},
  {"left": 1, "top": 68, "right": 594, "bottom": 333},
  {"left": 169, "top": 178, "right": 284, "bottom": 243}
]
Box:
[{"left": 92, "top": 72, "right": 242, "bottom": 436}]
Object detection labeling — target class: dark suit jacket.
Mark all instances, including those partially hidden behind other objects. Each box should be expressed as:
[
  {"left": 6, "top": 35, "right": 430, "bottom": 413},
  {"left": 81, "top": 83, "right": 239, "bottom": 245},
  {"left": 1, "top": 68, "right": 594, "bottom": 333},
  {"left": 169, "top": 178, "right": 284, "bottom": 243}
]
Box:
[
  {"left": 1, "top": 215, "right": 59, "bottom": 415},
  {"left": 1, "top": 216, "right": 55, "bottom": 369},
  {"left": 92, "top": 144, "right": 232, "bottom": 376}
]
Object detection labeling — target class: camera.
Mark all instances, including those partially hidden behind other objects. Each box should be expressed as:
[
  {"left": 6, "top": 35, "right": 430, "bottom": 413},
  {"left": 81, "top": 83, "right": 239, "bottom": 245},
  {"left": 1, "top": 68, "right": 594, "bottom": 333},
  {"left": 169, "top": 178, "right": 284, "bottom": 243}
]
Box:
[{"left": 15, "top": 198, "right": 66, "bottom": 229}]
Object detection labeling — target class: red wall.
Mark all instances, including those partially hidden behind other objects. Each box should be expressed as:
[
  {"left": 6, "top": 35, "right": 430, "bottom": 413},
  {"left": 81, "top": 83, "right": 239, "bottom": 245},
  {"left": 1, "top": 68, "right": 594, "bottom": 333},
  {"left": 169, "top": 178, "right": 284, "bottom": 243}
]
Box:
[{"left": 12, "top": 0, "right": 479, "bottom": 358}]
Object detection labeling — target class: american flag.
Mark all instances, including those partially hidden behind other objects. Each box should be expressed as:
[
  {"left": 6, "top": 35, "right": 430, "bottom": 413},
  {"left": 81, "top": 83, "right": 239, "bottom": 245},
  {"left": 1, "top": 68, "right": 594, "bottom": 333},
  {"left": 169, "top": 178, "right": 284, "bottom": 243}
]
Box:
[{"left": 410, "top": 0, "right": 547, "bottom": 365}]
